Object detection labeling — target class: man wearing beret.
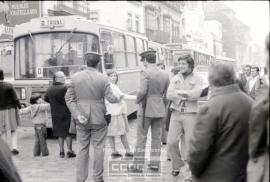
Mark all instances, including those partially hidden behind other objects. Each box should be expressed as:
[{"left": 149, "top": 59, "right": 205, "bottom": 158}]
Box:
[
  {"left": 65, "top": 52, "right": 121, "bottom": 182},
  {"left": 131, "top": 50, "right": 170, "bottom": 172}
]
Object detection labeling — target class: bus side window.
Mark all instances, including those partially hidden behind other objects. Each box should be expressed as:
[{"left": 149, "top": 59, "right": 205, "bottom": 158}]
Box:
[
  {"left": 136, "top": 38, "right": 144, "bottom": 61},
  {"left": 112, "top": 32, "right": 126, "bottom": 69},
  {"left": 100, "top": 31, "right": 114, "bottom": 69},
  {"left": 126, "top": 35, "right": 137, "bottom": 68}
]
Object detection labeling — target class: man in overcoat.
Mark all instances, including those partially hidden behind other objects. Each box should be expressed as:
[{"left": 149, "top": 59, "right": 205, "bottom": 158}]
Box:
[{"left": 188, "top": 62, "right": 254, "bottom": 182}]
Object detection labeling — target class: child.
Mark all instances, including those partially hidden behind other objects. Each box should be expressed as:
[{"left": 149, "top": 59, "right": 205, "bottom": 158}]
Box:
[
  {"left": 105, "top": 70, "right": 136, "bottom": 158},
  {"left": 20, "top": 94, "right": 50, "bottom": 157}
]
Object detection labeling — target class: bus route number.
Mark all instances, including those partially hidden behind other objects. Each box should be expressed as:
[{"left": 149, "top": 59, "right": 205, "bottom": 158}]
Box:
[{"left": 36, "top": 67, "right": 43, "bottom": 78}]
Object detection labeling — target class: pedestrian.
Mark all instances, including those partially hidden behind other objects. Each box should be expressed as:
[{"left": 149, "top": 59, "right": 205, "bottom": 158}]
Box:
[
  {"left": 19, "top": 94, "right": 50, "bottom": 157},
  {"left": 157, "top": 63, "right": 168, "bottom": 145},
  {"left": 239, "top": 65, "right": 252, "bottom": 92},
  {"left": 0, "top": 68, "right": 21, "bottom": 155},
  {"left": 65, "top": 52, "right": 121, "bottom": 182},
  {"left": 247, "top": 66, "right": 261, "bottom": 100},
  {"left": 166, "top": 54, "right": 203, "bottom": 180},
  {"left": 187, "top": 62, "right": 254, "bottom": 182},
  {"left": 247, "top": 33, "right": 269, "bottom": 182},
  {"left": 105, "top": 70, "right": 136, "bottom": 158},
  {"left": 44, "top": 71, "right": 76, "bottom": 158},
  {"left": 130, "top": 50, "right": 170, "bottom": 172},
  {"left": 0, "top": 137, "right": 22, "bottom": 182}
]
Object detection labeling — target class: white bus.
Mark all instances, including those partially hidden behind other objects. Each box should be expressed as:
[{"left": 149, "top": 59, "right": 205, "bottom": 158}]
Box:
[
  {"left": 166, "top": 43, "right": 215, "bottom": 87},
  {"left": 148, "top": 41, "right": 173, "bottom": 72},
  {"left": 12, "top": 16, "right": 150, "bottom": 129},
  {"left": 0, "top": 40, "right": 13, "bottom": 80}
]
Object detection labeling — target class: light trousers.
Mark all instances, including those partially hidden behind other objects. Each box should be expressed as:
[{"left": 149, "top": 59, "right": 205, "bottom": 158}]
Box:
[
  {"left": 133, "top": 116, "right": 163, "bottom": 167},
  {"left": 76, "top": 124, "right": 107, "bottom": 182},
  {"left": 167, "top": 111, "right": 197, "bottom": 171}
]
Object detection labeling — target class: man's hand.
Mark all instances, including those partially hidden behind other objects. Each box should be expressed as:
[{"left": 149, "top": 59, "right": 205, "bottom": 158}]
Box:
[
  {"left": 77, "top": 115, "right": 88, "bottom": 125},
  {"left": 176, "top": 90, "right": 189, "bottom": 98}
]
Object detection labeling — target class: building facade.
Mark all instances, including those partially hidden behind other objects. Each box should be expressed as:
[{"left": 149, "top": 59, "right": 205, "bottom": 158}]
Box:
[
  {"left": 205, "top": 1, "right": 252, "bottom": 68},
  {"left": 88, "top": 1, "right": 185, "bottom": 44},
  {"left": 89, "top": 1, "right": 144, "bottom": 34}
]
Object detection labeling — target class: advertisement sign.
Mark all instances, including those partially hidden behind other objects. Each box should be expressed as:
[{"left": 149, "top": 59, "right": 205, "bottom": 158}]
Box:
[{"left": 0, "top": 1, "right": 40, "bottom": 27}]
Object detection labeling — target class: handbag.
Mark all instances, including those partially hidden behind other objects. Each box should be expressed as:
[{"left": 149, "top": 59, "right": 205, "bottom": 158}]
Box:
[{"left": 104, "top": 114, "right": 111, "bottom": 125}]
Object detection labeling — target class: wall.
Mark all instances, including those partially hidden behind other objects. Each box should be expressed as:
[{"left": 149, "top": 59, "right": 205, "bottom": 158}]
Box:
[{"left": 89, "top": 1, "right": 144, "bottom": 34}]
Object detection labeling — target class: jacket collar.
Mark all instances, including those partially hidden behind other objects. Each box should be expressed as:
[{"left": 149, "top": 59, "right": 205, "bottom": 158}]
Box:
[
  {"left": 211, "top": 84, "right": 240, "bottom": 98},
  {"left": 147, "top": 64, "right": 158, "bottom": 70},
  {"left": 86, "top": 67, "right": 97, "bottom": 71},
  {"left": 177, "top": 72, "right": 194, "bottom": 80}
]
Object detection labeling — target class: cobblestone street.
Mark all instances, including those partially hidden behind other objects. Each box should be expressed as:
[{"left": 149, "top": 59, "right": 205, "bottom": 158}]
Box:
[{"left": 12, "top": 119, "right": 187, "bottom": 182}]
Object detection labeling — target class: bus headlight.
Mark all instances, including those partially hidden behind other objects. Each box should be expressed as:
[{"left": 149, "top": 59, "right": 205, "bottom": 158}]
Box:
[{"left": 21, "top": 88, "right": 26, "bottom": 100}]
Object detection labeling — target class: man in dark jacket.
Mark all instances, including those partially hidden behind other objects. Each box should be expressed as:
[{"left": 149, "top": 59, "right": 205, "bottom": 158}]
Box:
[{"left": 188, "top": 62, "right": 254, "bottom": 182}]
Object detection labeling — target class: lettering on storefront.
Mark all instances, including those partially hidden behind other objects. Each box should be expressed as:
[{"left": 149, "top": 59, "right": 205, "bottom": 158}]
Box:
[
  {"left": 0, "top": 1, "right": 39, "bottom": 27},
  {"left": 10, "top": 3, "right": 38, "bottom": 16}
]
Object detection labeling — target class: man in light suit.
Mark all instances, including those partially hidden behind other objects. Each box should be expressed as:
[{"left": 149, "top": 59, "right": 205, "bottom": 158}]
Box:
[
  {"left": 131, "top": 50, "right": 170, "bottom": 172},
  {"left": 65, "top": 52, "right": 121, "bottom": 182}
]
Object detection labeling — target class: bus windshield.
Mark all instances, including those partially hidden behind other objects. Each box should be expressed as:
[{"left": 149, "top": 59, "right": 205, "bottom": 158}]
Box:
[{"left": 14, "top": 32, "right": 100, "bottom": 79}]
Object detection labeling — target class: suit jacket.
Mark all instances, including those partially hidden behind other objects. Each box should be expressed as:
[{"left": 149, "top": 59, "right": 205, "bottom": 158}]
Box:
[
  {"left": 136, "top": 66, "right": 170, "bottom": 118},
  {"left": 65, "top": 67, "right": 120, "bottom": 127},
  {"left": 188, "top": 84, "right": 254, "bottom": 182}
]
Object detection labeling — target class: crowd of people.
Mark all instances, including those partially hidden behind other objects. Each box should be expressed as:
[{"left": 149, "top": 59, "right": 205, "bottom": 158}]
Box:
[{"left": 0, "top": 33, "right": 269, "bottom": 182}]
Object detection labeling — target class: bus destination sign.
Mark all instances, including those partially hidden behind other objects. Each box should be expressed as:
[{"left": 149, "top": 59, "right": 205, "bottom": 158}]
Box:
[{"left": 40, "top": 18, "right": 65, "bottom": 28}]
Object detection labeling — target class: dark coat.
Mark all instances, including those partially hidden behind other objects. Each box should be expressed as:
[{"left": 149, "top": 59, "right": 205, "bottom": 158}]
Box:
[
  {"left": 44, "top": 83, "right": 71, "bottom": 137},
  {"left": 188, "top": 84, "right": 254, "bottom": 182},
  {"left": 249, "top": 90, "right": 269, "bottom": 159},
  {"left": 0, "top": 81, "right": 21, "bottom": 110},
  {"left": 0, "top": 137, "right": 22, "bottom": 182}
]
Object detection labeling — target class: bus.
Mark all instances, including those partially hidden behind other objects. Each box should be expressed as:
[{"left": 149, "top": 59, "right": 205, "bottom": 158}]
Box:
[
  {"left": 12, "top": 15, "right": 150, "bottom": 129},
  {"left": 0, "top": 39, "right": 13, "bottom": 80},
  {"left": 148, "top": 41, "right": 174, "bottom": 72},
  {"left": 166, "top": 43, "right": 215, "bottom": 87}
]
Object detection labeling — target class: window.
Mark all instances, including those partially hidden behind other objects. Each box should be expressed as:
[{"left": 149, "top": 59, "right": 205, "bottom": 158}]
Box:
[
  {"left": 90, "top": 10, "right": 99, "bottom": 22},
  {"left": 101, "top": 31, "right": 113, "bottom": 69},
  {"left": 136, "top": 38, "right": 144, "bottom": 56},
  {"left": 163, "top": 16, "right": 170, "bottom": 33},
  {"left": 127, "top": 13, "right": 132, "bottom": 31},
  {"left": 145, "top": 8, "right": 157, "bottom": 30},
  {"left": 126, "top": 36, "right": 137, "bottom": 68},
  {"left": 14, "top": 32, "right": 99, "bottom": 79},
  {"left": 135, "top": 16, "right": 140, "bottom": 32},
  {"left": 112, "top": 33, "right": 126, "bottom": 69}
]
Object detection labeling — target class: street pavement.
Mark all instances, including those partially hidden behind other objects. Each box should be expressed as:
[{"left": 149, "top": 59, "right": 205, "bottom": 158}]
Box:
[{"left": 12, "top": 119, "right": 188, "bottom": 182}]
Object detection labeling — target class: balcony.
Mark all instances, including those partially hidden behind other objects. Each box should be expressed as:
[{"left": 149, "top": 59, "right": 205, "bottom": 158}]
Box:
[{"left": 146, "top": 29, "right": 170, "bottom": 44}]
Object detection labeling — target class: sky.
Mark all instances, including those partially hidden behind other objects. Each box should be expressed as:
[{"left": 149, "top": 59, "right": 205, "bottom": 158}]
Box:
[{"left": 222, "top": 1, "right": 270, "bottom": 46}]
